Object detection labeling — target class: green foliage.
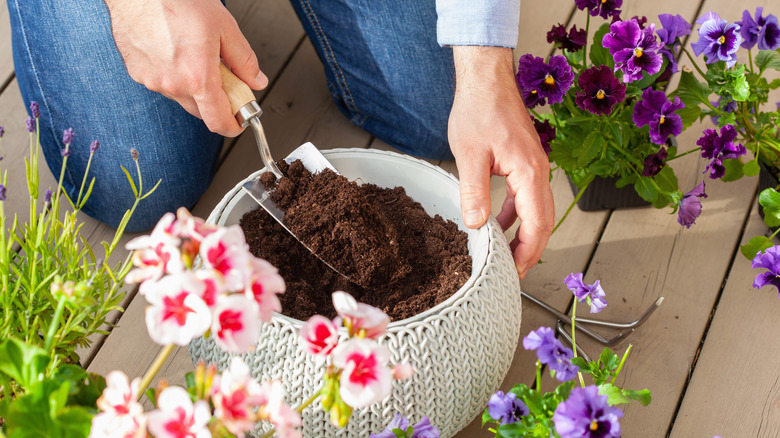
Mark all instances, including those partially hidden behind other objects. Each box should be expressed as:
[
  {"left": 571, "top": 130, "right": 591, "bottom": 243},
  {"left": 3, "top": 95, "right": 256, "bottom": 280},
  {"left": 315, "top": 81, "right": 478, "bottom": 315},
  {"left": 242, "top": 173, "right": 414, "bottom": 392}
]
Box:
[
  {"left": 755, "top": 50, "right": 780, "bottom": 74},
  {"left": 589, "top": 23, "right": 614, "bottom": 69},
  {"left": 758, "top": 188, "right": 780, "bottom": 227},
  {"left": 741, "top": 235, "right": 774, "bottom": 260}
]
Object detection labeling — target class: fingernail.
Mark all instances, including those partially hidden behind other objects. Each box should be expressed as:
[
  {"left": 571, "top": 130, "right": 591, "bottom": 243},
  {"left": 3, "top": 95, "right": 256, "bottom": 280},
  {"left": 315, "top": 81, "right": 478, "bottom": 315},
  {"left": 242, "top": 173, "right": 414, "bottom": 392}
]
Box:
[
  {"left": 256, "top": 72, "right": 268, "bottom": 88},
  {"left": 464, "top": 209, "right": 483, "bottom": 227}
]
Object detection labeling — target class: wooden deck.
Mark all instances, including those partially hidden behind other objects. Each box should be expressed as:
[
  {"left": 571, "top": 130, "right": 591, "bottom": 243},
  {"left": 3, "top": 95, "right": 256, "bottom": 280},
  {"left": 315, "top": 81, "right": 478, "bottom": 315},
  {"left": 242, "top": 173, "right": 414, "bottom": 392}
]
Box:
[{"left": 2, "top": 0, "right": 779, "bottom": 436}]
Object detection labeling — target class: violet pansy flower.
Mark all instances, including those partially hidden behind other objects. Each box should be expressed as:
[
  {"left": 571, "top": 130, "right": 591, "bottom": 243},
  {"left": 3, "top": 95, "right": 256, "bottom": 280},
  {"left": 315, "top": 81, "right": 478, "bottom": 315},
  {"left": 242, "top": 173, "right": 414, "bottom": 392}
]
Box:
[
  {"left": 677, "top": 181, "right": 707, "bottom": 228},
  {"left": 488, "top": 391, "right": 529, "bottom": 426},
  {"left": 523, "top": 326, "right": 579, "bottom": 382},
  {"left": 737, "top": 7, "right": 780, "bottom": 51},
  {"left": 516, "top": 54, "right": 574, "bottom": 108},
  {"left": 633, "top": 88, "right": 685, "bottom": 145},
  {"left": 698, "top": 124, "right": 746, "bottom": 179},
  {"left": 656, "top": 14, "right": 692, "bottom": 73},
  {"left": 575, "top": 65, "right": 626, "bottom": 116},
  {"left": 752, "top": 246, "right": 780, "bottom": 298},
  {"left": 370, "top": 413, "right": 409, "bottom": 438},
  {"left": 691, "top": 12, "right": 742, "bottom": 68},
  {"left": 709, "top": 96, "right": 738, "bottom": 126},
  {"left": 553, "top": 386, "right": 624, "bottom": 438},
  {"left": 574, "top": 0, "right": 622, "bottom": 20},
  {"left": 532, "top": 117, "right": 556, "bottom": 155},
  {"left": 548, "top": 24, "right": 588, "bottom": 52},
  {"left": 602, "top": 19, "right": 663, "bottom": 83},
  {"left": 564, "top": 272, "right": 608, "bottom": 313},
  {"left": 642, "top": 147, "right": 668, "bottom": 177}
]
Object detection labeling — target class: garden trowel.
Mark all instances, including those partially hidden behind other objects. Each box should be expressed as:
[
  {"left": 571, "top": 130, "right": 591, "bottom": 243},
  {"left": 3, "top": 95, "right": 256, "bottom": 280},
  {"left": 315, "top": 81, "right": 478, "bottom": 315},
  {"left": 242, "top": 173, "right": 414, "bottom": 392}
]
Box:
[{"left": 219, "top": 64, "right": 347, "bottom": 278}]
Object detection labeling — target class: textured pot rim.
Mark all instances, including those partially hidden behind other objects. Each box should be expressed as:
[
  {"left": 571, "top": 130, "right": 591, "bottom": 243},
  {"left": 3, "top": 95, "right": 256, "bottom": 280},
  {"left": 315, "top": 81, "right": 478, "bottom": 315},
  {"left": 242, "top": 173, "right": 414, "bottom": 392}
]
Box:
[{"left": 207, "top": 147, "right": 497, "bottom": 329}]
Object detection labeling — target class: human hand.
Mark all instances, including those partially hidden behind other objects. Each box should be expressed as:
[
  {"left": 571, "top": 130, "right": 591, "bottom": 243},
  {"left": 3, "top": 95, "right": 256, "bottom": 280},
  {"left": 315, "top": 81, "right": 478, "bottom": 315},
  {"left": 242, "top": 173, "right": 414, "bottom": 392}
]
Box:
[
  {"left": 104, "top": 0, "right": 267, "bottom": 136},
  {"left": 449, "top": 46, "right": 555, "bottom": 279}
]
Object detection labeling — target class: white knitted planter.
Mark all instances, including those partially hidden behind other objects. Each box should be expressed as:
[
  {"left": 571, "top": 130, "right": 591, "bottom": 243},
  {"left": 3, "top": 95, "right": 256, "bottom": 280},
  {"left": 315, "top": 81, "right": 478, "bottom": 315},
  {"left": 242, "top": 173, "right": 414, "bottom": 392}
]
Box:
[{"left": 188, "top": 147, "right": 522, "bottom": 437}]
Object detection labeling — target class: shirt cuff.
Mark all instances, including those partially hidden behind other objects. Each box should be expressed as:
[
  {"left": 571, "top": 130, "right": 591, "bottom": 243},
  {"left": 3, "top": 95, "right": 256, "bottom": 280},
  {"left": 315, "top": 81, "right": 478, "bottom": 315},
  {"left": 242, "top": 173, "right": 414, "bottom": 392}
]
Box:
[{"left": 436, "top": 0, "right": 521, "bottom": 48}]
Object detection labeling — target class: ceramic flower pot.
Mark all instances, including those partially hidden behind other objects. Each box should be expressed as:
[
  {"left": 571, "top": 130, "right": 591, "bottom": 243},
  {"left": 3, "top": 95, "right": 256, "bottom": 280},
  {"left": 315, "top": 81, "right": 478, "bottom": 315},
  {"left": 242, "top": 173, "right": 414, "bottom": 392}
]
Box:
[{"left": 188, "top": 147, "right": 522, "bottom": 437}]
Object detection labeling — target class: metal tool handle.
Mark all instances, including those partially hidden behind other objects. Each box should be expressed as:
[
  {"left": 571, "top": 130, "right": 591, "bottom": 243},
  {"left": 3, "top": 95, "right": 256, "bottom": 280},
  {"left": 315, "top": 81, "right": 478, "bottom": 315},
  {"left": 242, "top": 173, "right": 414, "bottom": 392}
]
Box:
[{"left": 219, "top": 63, "right": 282, "bottom": 179}]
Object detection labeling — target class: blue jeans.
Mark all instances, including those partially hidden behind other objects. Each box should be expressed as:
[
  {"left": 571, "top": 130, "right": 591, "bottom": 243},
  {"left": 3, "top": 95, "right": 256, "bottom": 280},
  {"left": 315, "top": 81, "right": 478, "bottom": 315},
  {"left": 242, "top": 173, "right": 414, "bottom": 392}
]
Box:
[{"left": 7, "top": 0, "right": 455, "bottom": 231}]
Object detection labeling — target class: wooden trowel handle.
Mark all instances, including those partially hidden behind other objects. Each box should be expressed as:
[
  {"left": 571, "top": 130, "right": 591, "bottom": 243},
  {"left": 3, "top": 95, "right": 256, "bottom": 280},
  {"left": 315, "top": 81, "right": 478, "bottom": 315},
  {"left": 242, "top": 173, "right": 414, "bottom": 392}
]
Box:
[{"left": 219, "top": 63, "right": 258, "bottom": 117}]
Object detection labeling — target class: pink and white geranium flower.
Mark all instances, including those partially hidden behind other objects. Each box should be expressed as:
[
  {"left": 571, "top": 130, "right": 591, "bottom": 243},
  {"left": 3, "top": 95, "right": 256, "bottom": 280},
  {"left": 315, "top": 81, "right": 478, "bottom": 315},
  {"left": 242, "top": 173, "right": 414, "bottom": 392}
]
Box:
[
  {"left": 244, "top": 258, "right": 285, "bottom": 322},
  {"left": 212, "top": 294, "right": 261, "bottom": 353},
  {"left": 147, "top": 386, "right": 211, "bottom": 438},
  {"left": 176, "top": 207, "right": 218, "bottom": 243},
  {"left": 90, "top": 371, "right": 146, "bottom": 438},
  {"left": 332, "top": 291, "right": 390, "bottom": 339},
  {"left": 195, "top": 269, "right": 225, "bottom": 308},
  {"left": 200, "top": 225, "right": 252, "bottom": 292},
  {"left": 144, "top": 272, "right": 211, "bottom": 346},
  {"left": 125, "top": 212, "right": 180, "bottom": 251},
  {"left": 300, "top": 315, "right": 340, "bottom": 357},
  {"left": 256, "top": 380, "right": 302, "bottom": 438},
  {"left": 126, "top": 242, "right": 184, "bottom": 296},
  {"left": 211, "top": 357, "right": 264, "bottom": 437},
  {"left": 331, "top": 338, "right": 392, "bottom": 408}
]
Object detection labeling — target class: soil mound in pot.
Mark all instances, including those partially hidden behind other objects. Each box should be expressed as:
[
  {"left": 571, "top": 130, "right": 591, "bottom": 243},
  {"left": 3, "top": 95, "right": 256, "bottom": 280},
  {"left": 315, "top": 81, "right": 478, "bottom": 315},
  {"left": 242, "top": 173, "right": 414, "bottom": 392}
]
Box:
[{"left": 242, "top": 159, "right": 471, "bottom": 321}]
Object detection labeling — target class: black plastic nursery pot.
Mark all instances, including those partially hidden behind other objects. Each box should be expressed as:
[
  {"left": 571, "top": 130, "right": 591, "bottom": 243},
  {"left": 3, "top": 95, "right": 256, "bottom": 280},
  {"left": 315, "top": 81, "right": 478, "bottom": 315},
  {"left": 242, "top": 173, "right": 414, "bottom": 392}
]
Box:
[
  {"left": 758, "top": 161, "right": 779, "bottom": 222},
  {"left": 567, "top": 175, "right": 650, "bottom": 211}
]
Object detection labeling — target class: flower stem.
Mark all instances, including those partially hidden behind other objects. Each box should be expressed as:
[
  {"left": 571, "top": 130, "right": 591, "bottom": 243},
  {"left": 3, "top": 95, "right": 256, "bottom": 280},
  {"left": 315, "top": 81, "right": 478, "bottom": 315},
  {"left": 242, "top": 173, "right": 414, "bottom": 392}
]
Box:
[
  {"left": 551, "top": 176, "right": 593, "bottom": 235},
  {"left": 611, "top": 344, "right": 633, "bottom": 385},
  {"left": 682, "top": 48, "right": 708, "bottom": 80},
  {"left": 43, "top": 296, "right": 67, "bottom": 353},
  {"left": 138, "top": 344, "right": 176, "bottom": 398},
  {"left": 667, "top": 147, "right": 702, "bottom": 161},
  {"left": 583, "top": 14, "right": 590, "bottom": 70},
  {"left": 536, "top": 360, "right": 542, "bottom": 394},
  {"left": 748, "top": 49, "right": 754, "bottom": 74},
  {"left": 571, "top": 300, "right": 585, "bottom": 388}
]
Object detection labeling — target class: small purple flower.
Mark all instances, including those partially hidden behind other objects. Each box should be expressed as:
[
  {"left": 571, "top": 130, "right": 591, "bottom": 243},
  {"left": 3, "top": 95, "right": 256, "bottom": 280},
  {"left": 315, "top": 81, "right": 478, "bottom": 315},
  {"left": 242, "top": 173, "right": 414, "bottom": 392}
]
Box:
[
  {"left": 753, "top": 246, "right": 780, "bottom": 298},
  {"left": 410, "top": 417, "right": 440, "bottom": 438},
  {"left": 0, "top": 184, "right": 5, "bottom": 202},
  {"left": 575, "top": 65, "right": 626, "bottom": 116},
  {"left": 44, "top": 188, "right": 53, "bottom": 204},
  {"left": 0, "top": 126, "right": 4, "bottom": 138},
  {"left": 691, "top": 12, "right": 742, "bottom": 68},
  {"left": 523, "top": 327, "right": 579, "bottom": 381},
  {"left": 737, "top": 7, "right": 780, "bottom": 50},
  {"left": 656, "top": 14, "right": 692, "bottom": 73},
  {"left": 698, "top": 125, "right": 746, "bottom": 179},
  {"left": 370, "top": 413, "right": 409, "bottom": 438},
  {"left": 370, "top": 414, "right": 440, "bottom": 438},
  {"left": 633, "top": 88, "right": 685, "bottom": 145},
  {"left": 130, "top": 148, "right": 139, "bottom": 161},
  {"left": 709, "top": 96, "right": 738, "bottom": 125},
  {"left": 90, "top": 140, "right": 100, "bottom": 154},
  {"left": 602, "top": 19, "right": 663, "bottom": 83},
  {"left": 25, "top": 117, "right": 35, "bottom": 133},
  {"left": 575, "top": 0, "right": 622, "bottom": 20},
  {"left": 516, "top": 54, "right": 574, "bottom": 108},
  {"left": 532, "top": 117, "right": 556, "bottom": 155},
  {"left": 62, "top": 128, "right": 74, "bottom": 146},
  {"left": 642, "top": 147, "right": 668, "bottom": 177},
  {"left": 553, "top": 385, "right": 624, "bottom": 438},
  {"left": 564, "top": 272, "right": 608, "bottom": 313},
  {"left": 30, "top": 101, "right": 40, "bottom": 119},
  {"left": 677, "top": 181, "right": 707, "bottom": 228},
  {"left": 61, "top": 148, "right": 70, "bottom": 158},
  {"left": 488, "top": 391, "right": 529, "bottom": 425},
  {"left": 548, "top": 24, "right": 588, "bottom": 52}
]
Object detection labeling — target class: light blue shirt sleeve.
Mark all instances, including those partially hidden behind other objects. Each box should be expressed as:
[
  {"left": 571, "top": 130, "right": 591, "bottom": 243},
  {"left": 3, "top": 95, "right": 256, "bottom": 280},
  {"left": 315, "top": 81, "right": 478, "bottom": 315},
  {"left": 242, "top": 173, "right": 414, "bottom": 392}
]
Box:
[{"left": 436, "top": 0, "right": 521, "bottom": 48}]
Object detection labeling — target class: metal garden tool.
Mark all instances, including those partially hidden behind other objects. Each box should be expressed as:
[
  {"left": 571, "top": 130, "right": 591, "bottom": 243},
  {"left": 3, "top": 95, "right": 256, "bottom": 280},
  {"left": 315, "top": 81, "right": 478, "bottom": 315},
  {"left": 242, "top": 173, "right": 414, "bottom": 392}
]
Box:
[{"left": 219, "top": 64, "right": 346, "bottom": 278}]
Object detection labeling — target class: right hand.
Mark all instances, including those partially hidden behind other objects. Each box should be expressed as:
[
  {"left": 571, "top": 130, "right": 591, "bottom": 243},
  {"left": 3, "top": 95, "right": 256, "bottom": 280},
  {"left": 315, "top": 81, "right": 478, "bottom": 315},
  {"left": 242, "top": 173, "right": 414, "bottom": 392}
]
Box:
[{"left": 104, "top": 0, "right": 267, "bottom": 136}]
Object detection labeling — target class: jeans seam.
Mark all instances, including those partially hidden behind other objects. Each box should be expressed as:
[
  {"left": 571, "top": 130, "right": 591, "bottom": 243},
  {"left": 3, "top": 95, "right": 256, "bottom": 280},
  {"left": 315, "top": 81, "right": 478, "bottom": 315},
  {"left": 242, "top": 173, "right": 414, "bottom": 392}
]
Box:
[{"left": 299, "top": 0, "right": 359, "bottom": 115}]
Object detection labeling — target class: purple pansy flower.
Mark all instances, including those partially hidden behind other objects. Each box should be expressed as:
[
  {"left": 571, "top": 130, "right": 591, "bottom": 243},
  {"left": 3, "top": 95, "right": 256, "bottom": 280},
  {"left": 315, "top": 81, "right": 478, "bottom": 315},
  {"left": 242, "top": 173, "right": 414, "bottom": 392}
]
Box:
[
  {"left": 698, "top": 125, "right": 746, "bottom": 179},
  {"left": 30, "top": 101, "right": 40, "bottom": 119},
  {"left": 709, "top": 96, "right": 738, "bottom": 126},
  {"left": 575, "top": 65, "right": 626, "bottom": 116},
  {"left": 548, "top": 24, "right": 588, "bottom": 52},
  {"left": 370, "top": 414, "right": 440, "bottom": 438},
  {"left": 575, "top": 0, "right": 622, "bottom": 20},
  {"left": 642, "top": 147, "right": 668, "bottom": 177},
  {"left": 752, "top": 246, "right": 780, "bottom": 298},
  {"left": 532, "top": 117, "right": 556, "bottom": 155},
  {"left": 370, "top": 413, "right": 409, "bottom": 438},
  {"left": 488, "top": 391, "right": 529, "bottom": 425},
  {"left": 523, "top": 327, "right": 579, "bottom": 381},
  {"left": 656, "top": 14, "right": 692, "bottom": 73},
  {"left": 90, "top": 140, "right": 100, "bottom": 154},
  {"left": 633, "top": 88, "right": 685, "bottom": 145},
  {"left": 602, "top": 19, "right": 663, "bottom": 83},
  {"left": 553, "top": 386, "right": 624, "bottom": 438},
  {"left": 44, "top": 188, "right": 53, "bottom": 204},
  {"left": 564, "top": 272, "right": 608, "bottom": 313},
  {"left": 691, "top": 12, "right": 742, "bottom": 68},
  {"left": 516, "top": 54, "right": 574, "bottom": 108},
  {"left": 0, "top": 184, "right": 5, "bottom": 202},
  {"left": 25, "top": 117, "right": 35, "bottom": 133},
  {"left": 737, "top": 7, "right": 780, "bottom": 50},
  {"left": 677, "top": 181, "right": 707, "bottom": 228},
  {"left": 409, "top": 417, "right": 440, "bottom": 438}
]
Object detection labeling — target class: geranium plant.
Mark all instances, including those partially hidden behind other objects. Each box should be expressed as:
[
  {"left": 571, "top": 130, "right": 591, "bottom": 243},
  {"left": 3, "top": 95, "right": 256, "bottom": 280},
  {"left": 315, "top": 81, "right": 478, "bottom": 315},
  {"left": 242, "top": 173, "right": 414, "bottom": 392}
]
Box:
[
  {"left": 523, "top": 2, "right": 780, "bottom": 232},
  {"left": 482, "top": 273, "right": 650, "bottom": 437}
]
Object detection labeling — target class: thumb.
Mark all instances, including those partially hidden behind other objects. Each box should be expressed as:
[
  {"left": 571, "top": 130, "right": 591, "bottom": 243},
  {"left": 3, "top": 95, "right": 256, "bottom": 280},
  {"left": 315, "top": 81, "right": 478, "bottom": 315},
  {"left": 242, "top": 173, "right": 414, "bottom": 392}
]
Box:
[
  {"left": 457, "top": 150, "right": 492, "bottom": 229},
  {"left": 220, "top": 16, "right": 267, "bottom": 90}
]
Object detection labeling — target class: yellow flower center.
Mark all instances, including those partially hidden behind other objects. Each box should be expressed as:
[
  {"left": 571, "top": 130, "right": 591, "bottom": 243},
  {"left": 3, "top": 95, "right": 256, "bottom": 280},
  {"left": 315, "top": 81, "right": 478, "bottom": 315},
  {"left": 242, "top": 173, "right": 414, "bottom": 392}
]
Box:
[
  {"left": 531, "top": 90, "right": 538, "bottom": 94},
  {"left": 601, "top": 0, "right": 607, "bottom": 3},
  {"left": 596, "top": 90, "right": 606, "bottom": 100},
  {"left": 660, "top": 115, "right": 666, "bottom": 124},
  {"left": 544, "top": 74, "right": 555, "bottom": 86},
  {"left": 591, "top": 420, "right": 599, "bottom": 431},
  {"left": 718, "top": 35, "right": 726, "bottom": 44},
  {"left": 634, "top": 48, "right": 643, "bottom": 58}
]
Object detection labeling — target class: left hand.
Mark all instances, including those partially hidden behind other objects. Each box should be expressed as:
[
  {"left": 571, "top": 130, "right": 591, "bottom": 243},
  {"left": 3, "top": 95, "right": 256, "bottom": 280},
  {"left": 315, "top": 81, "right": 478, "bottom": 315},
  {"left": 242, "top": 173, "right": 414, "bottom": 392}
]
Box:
[{"left": 449, "top": 46, "right": 555, "bottom": 279}]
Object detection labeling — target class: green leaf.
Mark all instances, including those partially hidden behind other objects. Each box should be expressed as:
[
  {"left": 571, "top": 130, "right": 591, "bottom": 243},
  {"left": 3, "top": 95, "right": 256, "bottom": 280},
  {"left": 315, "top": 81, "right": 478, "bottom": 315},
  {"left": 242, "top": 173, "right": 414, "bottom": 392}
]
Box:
[
  {"left": 654, "top": 166, "right": 678, "bottom": 193},
  {"left": 769, "top": 78, "right": 780, "bottom": 90},
  {"left": 741, "top": 236, "right": 774, "bottom": 260},
  {"left": 675, "top": 71, "right": 712, "bottom": 107},
  {"left": 598, "top": 383, "right": 631, "bottom": 405},
  {"left": 120, "top": 165, "right": 138, "bottom": 198},
  {"left": 758, "top": 188, "right": 780, "bottom": 227},
  {"left": 676, "top": 105, "right": 702, "bottom": 129},
  {"left": 743, "top": 159, "right": 761, "bottom": 177},
  {"left": 579, "top": 131, "right": 605, "bottom": 167},
  {"left": 720, "top": 158, "right": 745, "bottom": 182},
  {"left": 0, "top": 338, "right": 51, "bottom": 388},
  {"left": 630, "top": 57, "right": 669, "bottom": 91},
  {"left": 622, "top": 388, "right": 652, "bottom": 406},
  {"left": 756, "top": 50, "right": 780, "bottom": 73},
  {"left": 590, "top": 23, "right": 614, "bottom": 69},
  {"left": 725, "top": 66, "right": 750, "bottom": 101}
]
